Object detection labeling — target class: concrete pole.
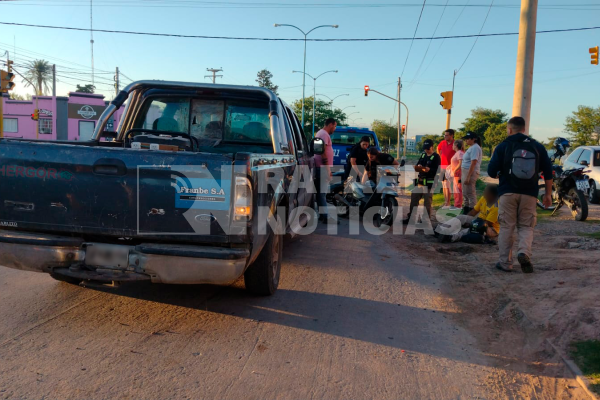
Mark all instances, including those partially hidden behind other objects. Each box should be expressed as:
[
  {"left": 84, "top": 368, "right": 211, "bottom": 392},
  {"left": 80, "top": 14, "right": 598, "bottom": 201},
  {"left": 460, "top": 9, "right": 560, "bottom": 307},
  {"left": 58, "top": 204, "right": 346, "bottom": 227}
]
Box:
[
  {"left": 397, "top": 77, "right": 401, "bottom": 159},
  {"left": 512, "top": 0, "right": 538, "bottom": 135},
  {"left": 115, "top": 67, "right": 119, "bottom": 96},
  {"left": 312, "top": 79, "right": 316, "bottom": 137},
  {"left": 52, "top": 64, "right": 56, "bottom": 96}
]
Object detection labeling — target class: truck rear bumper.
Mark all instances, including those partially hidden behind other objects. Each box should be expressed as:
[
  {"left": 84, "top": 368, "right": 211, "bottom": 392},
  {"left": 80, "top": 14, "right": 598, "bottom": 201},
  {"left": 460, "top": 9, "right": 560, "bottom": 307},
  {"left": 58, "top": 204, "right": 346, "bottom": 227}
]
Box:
[{"left": 0, "top": 230, "right": 249, "bottom": 285}]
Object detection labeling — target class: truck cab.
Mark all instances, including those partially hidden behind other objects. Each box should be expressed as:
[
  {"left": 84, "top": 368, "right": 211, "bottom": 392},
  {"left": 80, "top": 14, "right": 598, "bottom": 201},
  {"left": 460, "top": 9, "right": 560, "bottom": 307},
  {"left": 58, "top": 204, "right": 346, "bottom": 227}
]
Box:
[{"left": 0, "top": 81, "right": 323, "bottom": 295}]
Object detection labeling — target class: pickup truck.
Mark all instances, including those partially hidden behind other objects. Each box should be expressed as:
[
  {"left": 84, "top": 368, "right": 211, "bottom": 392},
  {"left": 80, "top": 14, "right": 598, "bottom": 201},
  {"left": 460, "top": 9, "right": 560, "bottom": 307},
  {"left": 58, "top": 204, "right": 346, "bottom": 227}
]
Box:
[
  {"left": 0, "top": 81, "right": 323, "bottom": 295},
  {"left": 330, "top": 126, "right": 380, "bottom": 167}
]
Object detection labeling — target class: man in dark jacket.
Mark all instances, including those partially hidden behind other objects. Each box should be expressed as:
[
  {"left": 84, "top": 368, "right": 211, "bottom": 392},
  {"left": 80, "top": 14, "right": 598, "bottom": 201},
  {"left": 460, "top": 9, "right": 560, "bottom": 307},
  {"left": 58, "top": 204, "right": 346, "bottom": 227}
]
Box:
[{"left": 487, "top": 117, "right": 553, "bottom": 273}]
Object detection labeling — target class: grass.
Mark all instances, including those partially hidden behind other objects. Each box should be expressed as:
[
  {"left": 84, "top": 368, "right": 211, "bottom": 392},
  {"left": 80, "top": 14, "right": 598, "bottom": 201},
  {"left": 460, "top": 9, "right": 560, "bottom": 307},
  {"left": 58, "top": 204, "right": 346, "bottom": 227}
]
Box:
[
  {"left": 580, "top": 231, "right": 600, "bottom": 239},
  {"left": 570, "top": 340, "right": 600, "bottom": 394}
]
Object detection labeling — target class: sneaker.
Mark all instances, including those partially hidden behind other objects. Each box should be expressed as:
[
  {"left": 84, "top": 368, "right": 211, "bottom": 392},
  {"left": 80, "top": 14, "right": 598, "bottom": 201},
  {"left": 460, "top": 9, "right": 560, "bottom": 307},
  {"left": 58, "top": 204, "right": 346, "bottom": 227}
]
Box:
[
  {"left": 441, "top": 205, "right": 451, "bottom": 210},
  {"left": 495, "top": 263, "right": 513, "bottom": 272},
  {"left": 517, "top": 253, "right": 533, "bottom": 273}
]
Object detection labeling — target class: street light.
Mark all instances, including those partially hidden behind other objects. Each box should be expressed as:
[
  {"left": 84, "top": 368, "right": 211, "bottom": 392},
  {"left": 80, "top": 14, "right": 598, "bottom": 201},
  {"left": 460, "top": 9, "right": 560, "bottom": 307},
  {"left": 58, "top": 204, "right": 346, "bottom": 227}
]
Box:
[
  {"left": 340, "top": 105, "right": 355, "bottom": 112},
  {"left": 293, "top": 69, "right": 338, "bottom": 136},
  {"left": 317, "top": 93, "right": 349, "bottom": 110},
  {"left": 275, "top": 23, "right": 339, "bottom": 129},
  {"left": 350, "top": 117, "right": 363, "bottom": 125}
]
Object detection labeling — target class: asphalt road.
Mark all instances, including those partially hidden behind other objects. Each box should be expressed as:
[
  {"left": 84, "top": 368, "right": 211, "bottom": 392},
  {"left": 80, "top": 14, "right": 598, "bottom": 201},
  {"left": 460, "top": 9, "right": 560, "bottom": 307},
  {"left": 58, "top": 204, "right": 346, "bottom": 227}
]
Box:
[{"left": 0, "top": 220, "right": 580, "bottom": 399}]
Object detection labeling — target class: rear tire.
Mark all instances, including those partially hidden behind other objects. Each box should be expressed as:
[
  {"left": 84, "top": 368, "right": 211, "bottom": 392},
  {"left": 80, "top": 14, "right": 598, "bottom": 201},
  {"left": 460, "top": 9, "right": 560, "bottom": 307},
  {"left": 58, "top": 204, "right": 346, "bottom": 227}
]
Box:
[
  {"left": 244, "top": 216, "right": 283, "bottom": 296},
  {"left": 569, "top": 188, "right": 588, "bottom": 221},
  {"left": 589, "top": 181, "right": 600, "bottom": 204}
]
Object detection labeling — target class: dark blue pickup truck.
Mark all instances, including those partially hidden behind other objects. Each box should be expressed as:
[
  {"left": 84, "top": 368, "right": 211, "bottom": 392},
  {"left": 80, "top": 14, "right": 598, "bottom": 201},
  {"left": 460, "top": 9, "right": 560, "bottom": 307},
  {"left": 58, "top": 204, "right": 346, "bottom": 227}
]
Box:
[
  {"left": 331, "top": 127, "right": 380, "bottom": 167},
  {"left": 0, "top": 81, "right": 323, "bottom": 295}
]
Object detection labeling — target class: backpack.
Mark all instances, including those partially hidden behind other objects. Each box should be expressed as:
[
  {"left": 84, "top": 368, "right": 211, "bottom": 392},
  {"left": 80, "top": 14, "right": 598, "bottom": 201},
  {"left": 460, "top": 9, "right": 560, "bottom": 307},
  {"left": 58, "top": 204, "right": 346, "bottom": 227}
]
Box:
[{"left": 504, "top": 137, "right": 540, "bottom": 190}]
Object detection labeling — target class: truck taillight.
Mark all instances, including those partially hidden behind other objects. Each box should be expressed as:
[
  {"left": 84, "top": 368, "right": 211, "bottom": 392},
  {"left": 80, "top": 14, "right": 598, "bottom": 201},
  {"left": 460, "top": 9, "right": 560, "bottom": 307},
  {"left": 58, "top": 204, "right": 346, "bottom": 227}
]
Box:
[{"left": 234, "top": 176, "right": 252, "bottom": 220}]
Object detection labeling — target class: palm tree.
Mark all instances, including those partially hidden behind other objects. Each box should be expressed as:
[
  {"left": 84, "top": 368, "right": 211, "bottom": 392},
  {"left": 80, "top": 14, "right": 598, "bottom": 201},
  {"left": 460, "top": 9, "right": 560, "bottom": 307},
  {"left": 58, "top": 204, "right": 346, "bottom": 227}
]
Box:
[{"left": 24, "top": 60, "right": 52, "bottom": 96}]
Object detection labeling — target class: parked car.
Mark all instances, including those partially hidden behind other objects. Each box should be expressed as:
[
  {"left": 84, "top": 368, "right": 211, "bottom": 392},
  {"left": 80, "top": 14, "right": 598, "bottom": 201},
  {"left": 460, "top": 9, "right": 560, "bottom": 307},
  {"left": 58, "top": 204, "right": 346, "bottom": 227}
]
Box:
[
  {"left": 561, "top": 145, "right": 600, "bottom": 203},
  {"left": 330, "top": 126, "right": 380, "bottom": 167},
  {"left": 0, "top": 80, "right": 323, "bottom": 295}
]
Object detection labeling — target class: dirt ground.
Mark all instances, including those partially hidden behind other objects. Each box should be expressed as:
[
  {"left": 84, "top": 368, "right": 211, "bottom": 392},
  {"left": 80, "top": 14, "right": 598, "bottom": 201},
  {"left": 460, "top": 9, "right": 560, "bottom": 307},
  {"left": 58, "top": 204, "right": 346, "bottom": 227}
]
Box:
[{"left": 388, "top": 189, "right": 600, "bottom": 397}]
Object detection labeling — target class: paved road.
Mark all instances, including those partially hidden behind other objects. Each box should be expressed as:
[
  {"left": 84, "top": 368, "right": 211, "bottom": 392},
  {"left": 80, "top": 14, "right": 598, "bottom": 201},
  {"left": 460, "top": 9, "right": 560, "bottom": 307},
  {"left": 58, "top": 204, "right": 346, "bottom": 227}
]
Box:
[{"left": 0, "top": 221, "right": 580, "bottom": 399}]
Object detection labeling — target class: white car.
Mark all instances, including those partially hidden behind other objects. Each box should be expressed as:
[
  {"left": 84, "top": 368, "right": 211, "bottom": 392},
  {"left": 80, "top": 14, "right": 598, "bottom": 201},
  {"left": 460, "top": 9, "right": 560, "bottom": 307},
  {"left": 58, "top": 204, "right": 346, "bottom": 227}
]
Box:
[{"left": 561, "top": 145, "right": 600, "bottom": 203}]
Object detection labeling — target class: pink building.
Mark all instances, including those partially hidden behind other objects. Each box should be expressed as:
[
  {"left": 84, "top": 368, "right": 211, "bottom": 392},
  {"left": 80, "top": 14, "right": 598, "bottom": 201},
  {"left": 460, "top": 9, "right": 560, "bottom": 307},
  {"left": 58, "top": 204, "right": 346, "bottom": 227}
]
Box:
[{"left": 1, "top": 92, "right": 121, "bottom": 140}]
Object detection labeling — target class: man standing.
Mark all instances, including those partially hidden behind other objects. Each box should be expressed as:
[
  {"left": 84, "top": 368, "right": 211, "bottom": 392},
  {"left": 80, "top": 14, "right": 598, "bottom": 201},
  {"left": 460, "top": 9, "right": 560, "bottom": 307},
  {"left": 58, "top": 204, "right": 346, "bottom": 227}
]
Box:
[
  {"left": 487, "top": 117, "right": 553, "bottom": 273},
  {"left": 437, "top": 129, "right": 456, "bottom": 209},
  {"left": 403, "top": 139, "right": 441, "bottom": 225},
  {"left": 315, "top": 118, "right": 338, "bottom": 224}
]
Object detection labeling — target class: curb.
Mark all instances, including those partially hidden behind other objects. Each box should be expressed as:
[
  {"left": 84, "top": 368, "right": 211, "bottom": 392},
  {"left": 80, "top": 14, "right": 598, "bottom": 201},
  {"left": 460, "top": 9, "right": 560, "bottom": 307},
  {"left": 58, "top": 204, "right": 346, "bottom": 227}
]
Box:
[{"left": 546, "top": 339, "right": 599, "bottom": 400}]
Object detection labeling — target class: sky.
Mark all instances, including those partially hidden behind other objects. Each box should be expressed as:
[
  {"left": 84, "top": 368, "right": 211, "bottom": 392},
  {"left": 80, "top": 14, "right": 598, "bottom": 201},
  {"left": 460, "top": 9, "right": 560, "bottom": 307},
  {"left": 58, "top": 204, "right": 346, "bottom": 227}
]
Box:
[{"left": 1, "top": 0, "right": 600, "bottom": 143}]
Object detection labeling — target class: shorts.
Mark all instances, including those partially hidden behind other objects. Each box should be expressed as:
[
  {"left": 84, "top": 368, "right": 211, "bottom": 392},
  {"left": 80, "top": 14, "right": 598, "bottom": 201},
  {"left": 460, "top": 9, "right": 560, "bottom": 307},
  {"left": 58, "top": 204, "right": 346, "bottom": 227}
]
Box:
[{"left": 442, "top": 167, "right": 451, "bottom": 189}]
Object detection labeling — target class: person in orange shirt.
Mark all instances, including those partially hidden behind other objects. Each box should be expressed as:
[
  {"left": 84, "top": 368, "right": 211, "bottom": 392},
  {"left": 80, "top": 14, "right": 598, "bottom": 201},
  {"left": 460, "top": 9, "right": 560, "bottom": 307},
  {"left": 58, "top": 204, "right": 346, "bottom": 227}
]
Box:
[{"left": 437, "top": 129, "right": 456, "bottom": 209}]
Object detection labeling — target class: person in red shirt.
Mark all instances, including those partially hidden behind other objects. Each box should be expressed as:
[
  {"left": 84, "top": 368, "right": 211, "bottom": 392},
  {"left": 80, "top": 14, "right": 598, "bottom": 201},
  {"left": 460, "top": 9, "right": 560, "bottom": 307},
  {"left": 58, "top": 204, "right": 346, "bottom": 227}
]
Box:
[{"left": 437, "top": 129, "right": 457, "bottom": 209}]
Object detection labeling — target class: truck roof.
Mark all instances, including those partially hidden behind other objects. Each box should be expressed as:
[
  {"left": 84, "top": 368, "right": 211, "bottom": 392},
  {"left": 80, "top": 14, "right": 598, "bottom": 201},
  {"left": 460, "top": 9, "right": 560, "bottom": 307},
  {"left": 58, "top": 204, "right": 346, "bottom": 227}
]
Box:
[{"left": 334, "top": 126, "right": 375, "bottom": 134}]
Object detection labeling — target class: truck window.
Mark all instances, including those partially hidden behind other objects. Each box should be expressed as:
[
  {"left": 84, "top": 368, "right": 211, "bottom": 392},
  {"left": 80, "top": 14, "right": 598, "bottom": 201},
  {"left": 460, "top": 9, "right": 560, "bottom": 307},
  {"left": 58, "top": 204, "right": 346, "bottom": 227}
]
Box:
[
  {"left": 284, "top": 106, "right": 304, "bottom": 151},
  {"left": 143, "top": 98, "right": 190, "bottom": 133},
  {"left": 224, "top": 101, "right": 271, "bottom": 144},
  {"left": 190, "top": 99, "right": 224, "bottom": 140},
  {"left": 331, "top": 132, "right": 374, "bottom": 146}
]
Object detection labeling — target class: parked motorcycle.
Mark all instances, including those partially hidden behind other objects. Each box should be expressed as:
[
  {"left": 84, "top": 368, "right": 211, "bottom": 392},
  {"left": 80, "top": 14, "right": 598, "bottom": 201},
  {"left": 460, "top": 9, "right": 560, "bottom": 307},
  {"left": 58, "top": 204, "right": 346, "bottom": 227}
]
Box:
[
  {"left": 537, "top": 142, "right": 589, "bottom": 221},
  {"left": 334, "top": 166, "right": 400, "bottom": 227}
]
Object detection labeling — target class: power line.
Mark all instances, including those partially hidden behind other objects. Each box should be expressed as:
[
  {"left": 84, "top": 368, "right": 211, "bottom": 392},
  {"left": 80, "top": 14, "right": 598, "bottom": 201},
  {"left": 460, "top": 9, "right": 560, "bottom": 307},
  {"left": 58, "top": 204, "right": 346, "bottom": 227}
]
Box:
[
  {"left": 400, "top": 0, "right": 427, "bottom": 78},
  {"left": 4, "top": 21, "right": 600, "bottom": 42},
  {"left": 406, "top": 0, "right": 450, "bottom": 88},
  {"left": 456, "top": 0, "right": 495, "bottom": 74}
]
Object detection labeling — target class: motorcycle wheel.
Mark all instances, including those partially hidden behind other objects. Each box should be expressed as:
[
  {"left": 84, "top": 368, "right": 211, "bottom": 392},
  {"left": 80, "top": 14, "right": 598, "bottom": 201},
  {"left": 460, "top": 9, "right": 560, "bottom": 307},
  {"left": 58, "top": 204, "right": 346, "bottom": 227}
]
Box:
[
  {"left": 537, "top": 190, "right": 557, "bottom": 211},
  {"left": 568, "top": 188, "right": 588, "bottom": 221},
  {"left": 374, "top": 196, "right": 398, "bottom": 227}
]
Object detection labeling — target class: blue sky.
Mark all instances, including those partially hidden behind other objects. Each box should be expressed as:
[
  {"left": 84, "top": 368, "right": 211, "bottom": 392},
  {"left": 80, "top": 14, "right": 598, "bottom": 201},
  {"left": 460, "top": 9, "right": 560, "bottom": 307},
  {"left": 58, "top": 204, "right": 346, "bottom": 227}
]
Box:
[{"left": 1, "top": 0, "right": 600, "bottom": 142}]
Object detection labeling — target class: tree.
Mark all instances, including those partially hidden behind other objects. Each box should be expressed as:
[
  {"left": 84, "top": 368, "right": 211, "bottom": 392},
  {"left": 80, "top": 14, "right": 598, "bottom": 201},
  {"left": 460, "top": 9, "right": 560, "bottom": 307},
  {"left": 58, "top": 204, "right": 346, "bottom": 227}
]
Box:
[
  {"left": 564, "top": 105, "right": 600, "bottom": 147},
  {"left": 371, "top": 120, "right": 398, "bottom": 147},
  {"left": 419, "top": 134, "right": 444, "bottom": 149},
  {"left": 256, "top": 68, "right": 278, "bottom": 95},
  {"left": 9, "top": 93, "right": 28, "bottom": 100},
  {"left": 291, "top": 96, "right": 347, "bottom": 138},
  {"left": 459, "top": 107, "right": 508, "bottom": 154},
  {"left": 23, "top": 59, "right": 52, "bottom": 96},
  {"left": 484, "top": 122, "right": 508, "bottom": 151},
  {"left": 76, "top": 84, "right": 96, "bottom": 94}
]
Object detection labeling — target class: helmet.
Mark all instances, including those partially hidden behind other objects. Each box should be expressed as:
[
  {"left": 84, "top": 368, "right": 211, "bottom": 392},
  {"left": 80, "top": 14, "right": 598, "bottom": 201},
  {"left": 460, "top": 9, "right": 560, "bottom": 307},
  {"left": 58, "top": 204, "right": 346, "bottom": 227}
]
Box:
[
  {"left": 553, "top": 137, "right": 570, "bottom": 157},
  {"left": 422, "top": 139, "right": 434, "bottom": 151}
]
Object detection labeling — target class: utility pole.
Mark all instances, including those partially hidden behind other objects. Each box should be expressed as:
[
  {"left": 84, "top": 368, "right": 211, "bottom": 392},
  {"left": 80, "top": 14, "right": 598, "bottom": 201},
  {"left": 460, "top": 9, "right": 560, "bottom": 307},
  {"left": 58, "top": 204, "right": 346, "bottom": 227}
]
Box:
[
  {"left": 115, "top": 67, "right": 120, "bottom": 96},
  {"left": 90, "top": 0, "right": 95, "bottom": 87},
  {"left": 52, "top": 64, "right": 56, "bottom": 97},
  {"left": 205, "top": 68, "right": 223, "bottom": 84},
  {"left": 397, "top": 77, "right": 402, "bottom": 160},
  {"left": 512, "top": 0, "right": 538, "bottom": 135}
]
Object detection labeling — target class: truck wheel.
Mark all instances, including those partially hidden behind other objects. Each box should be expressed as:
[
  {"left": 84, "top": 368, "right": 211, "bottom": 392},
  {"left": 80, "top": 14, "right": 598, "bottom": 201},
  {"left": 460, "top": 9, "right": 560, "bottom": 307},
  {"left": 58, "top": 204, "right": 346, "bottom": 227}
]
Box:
[
  {"left": 589, "top": 181, "right": 600, "bottom": 204},
  {"left": 244, "top": 217, "right": 283, "bottom": 296}
]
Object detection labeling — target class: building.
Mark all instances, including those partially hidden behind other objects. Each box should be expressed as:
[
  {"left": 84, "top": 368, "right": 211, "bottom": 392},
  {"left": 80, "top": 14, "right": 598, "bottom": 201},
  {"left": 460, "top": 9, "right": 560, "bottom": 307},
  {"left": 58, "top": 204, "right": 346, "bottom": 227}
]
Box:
[
  {"left": 404, "top": 137, "right": 416, "bottom": 152},
  {"left": 1, "top": 92, "right": 121, "bottom": 140},
  {"left": 414, "top": 134, "right": 426, "bottom": 144}
]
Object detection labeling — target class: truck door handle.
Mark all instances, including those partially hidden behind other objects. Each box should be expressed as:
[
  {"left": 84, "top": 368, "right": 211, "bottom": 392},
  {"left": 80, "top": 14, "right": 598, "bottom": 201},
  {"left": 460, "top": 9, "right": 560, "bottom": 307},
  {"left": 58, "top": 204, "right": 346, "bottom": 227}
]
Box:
[
  {"left": 4, "top": 200, "right": 35, "bottom": 211},
  {"left": 93, "top": 159, "right": 127, "bottom": 176}
]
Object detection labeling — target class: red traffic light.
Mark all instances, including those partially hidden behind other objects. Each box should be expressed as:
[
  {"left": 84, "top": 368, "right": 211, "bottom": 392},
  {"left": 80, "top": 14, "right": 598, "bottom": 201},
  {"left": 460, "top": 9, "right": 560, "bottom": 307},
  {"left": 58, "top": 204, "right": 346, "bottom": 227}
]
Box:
[
  {"left": 364, "top": 85, "right": 370, "bottom": 96},
  {"left": 401, "top": 124, "right": 406, "bottom": 133}
]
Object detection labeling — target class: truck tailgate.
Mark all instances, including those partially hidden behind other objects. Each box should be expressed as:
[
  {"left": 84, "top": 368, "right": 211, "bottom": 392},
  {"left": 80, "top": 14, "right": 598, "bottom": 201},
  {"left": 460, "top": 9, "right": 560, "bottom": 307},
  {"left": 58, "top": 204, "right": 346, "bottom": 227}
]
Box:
[{"left": 0, "top": 140, "right": 236, "bottom": 242}]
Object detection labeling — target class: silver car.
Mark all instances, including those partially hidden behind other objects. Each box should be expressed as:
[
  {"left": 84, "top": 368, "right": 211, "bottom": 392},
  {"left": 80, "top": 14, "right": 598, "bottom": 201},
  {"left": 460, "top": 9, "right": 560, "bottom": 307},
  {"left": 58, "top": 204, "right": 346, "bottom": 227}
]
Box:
[{"left": 562, "top": 145, "right": 600, "bottom": 203}]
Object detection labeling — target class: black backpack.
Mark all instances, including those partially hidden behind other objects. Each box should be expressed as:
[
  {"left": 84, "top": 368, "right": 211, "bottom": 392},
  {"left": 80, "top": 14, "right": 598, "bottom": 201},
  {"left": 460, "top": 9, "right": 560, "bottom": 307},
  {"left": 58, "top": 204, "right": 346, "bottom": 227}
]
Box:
[{"left": 504, "top": 137, "right": 540, "bottom": 190}]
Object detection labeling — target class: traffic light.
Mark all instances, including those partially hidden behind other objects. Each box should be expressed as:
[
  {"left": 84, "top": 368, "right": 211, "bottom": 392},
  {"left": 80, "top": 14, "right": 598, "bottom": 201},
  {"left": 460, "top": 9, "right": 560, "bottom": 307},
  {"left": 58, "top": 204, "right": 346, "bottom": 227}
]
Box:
[
  {"left": 440, "top": 91, "right": 453, "bottom": 110},
  {"left": 0, "top": 69, "right": 15, "bottom": 92},
  {"left": 401, "top": 124, "right": 406, "bottom": 134},
  {"left": 31, "top": 109, "right": 39, "bottom": 121},
  {"left": 364, "top": 85, "right": 370, "bottom": 96},
  {"left": 590, "top": 46, "right": 599, "bottom": 65}
]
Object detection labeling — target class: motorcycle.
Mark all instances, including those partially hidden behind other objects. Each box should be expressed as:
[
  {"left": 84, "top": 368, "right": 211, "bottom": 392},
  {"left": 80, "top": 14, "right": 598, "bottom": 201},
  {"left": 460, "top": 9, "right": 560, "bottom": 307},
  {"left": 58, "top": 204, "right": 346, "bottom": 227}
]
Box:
[
  {"left": 537, "top": 152, "right": 590, "bottom": 221},
  {"left": 334, "top": 166, "right": 400, "bottom": 227}
]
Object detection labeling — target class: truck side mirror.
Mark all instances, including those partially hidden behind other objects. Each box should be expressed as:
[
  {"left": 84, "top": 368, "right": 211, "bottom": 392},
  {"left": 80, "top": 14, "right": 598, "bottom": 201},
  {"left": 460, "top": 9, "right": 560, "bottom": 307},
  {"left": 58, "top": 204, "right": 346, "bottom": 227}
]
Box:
[
  {"left": 580, "top": 160, "right": 589, "bottom": 166},
  {"left": 310, "top": 137, "right": 325, "bottom": 155}
]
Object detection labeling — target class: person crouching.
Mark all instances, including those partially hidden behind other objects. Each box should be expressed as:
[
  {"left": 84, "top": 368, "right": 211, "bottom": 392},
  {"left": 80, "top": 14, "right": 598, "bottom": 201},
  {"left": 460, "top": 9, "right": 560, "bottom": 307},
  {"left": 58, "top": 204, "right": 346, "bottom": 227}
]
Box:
[{"left": 436, "top": 184, "right": 500, "bottom": 244}]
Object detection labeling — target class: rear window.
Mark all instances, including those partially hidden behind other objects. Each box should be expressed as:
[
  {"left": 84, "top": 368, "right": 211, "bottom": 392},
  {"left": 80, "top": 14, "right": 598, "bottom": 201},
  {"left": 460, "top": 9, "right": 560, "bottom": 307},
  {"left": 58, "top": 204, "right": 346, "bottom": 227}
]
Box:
[
  {"left": 136, "top": 97, "right": 271, "bottom": 144},
  {"left": 331, "top": 132, "right": 375, "bottom": 146},
  {"left": 594, "top": 151, "right": 600, "bottom": 167}
]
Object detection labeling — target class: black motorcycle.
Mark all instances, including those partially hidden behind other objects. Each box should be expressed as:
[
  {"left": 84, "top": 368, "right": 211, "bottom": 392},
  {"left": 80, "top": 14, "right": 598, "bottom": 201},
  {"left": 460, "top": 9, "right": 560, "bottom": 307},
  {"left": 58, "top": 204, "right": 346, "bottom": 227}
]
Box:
[{"left": 537, "top": 152, "right": 589, "bottom": 221}]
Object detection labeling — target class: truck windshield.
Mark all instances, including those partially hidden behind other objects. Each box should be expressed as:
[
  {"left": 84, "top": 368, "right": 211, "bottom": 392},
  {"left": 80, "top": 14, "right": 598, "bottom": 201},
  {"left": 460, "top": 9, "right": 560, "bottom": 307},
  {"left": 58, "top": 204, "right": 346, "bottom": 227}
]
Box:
[
  {"left": 137, "top": 97, "right": 271, "bottom": 144},
  {"left": 331, "top": 132, "right": 375, "bottom": 146}
]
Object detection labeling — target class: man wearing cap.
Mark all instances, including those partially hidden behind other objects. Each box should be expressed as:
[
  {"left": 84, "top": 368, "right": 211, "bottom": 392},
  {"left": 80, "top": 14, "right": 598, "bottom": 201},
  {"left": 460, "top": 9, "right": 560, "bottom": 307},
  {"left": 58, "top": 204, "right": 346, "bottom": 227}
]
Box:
[{"left": 403, "top": 139, "right": 441, "bottom": 225}]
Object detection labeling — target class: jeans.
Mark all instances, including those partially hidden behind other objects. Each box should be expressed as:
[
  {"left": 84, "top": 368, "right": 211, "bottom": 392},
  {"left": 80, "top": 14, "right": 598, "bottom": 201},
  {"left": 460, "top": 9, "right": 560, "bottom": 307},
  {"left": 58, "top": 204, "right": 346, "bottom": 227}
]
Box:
[{"left": 315, "top": 170, "right": 330, "bottom": 219}]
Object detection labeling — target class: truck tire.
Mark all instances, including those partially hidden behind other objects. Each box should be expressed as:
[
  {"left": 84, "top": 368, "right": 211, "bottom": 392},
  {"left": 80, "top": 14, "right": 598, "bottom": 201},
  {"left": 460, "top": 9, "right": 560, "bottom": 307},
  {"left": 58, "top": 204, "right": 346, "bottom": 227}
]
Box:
[{"left": 244, "top": 217, "right": 283, "bottom": 296}]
